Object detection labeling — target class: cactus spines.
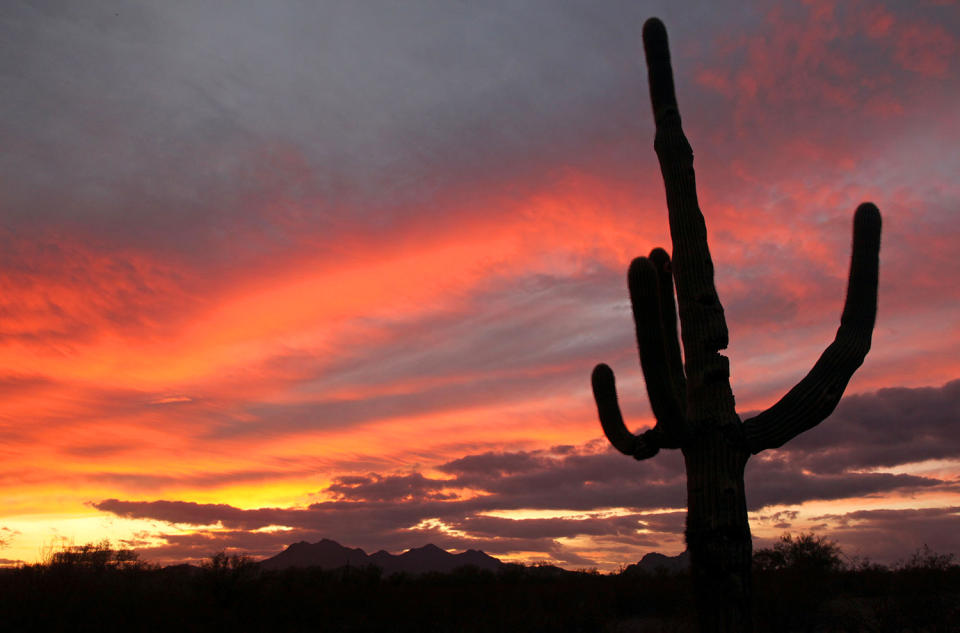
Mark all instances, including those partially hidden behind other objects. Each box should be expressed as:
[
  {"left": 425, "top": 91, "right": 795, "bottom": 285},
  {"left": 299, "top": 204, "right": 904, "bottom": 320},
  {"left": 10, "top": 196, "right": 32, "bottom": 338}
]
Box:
[{"left": 592, "top": 18, "right": 881, "bottom": 632}]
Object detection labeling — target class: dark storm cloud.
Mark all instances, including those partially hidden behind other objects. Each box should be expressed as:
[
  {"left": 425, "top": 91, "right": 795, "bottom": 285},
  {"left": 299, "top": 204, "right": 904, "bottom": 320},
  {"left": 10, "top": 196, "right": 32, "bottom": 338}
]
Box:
[
  {"left": 741, "top": 380, "right": 960, "bottom": 507},
  {"left": 746, "top": 457, "right": 946, "bottom": 509},
  {"left": 96, "top": 497, "right": 599, "bottom": 562},
  {"left": 91, "top": 443, "right": 692, "bottom": 558},
  {"left": 326, "top": 472, "right": 455, "bottom": 503},
  {"left": 93, "top": 499, "right": 285, "bottom": 530},
  {"left": 763, "top": 379, "right": 960, "bottom": 473},
  {"left": 806, "top": 507, "right": 960, "bottom": 563},
  {"left": 95, "top": 377, "right": 960, "bottom": 562}
]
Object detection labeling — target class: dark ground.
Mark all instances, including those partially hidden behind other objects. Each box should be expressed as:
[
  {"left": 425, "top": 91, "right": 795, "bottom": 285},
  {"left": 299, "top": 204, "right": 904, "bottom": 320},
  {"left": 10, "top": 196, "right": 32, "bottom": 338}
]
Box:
[{"left": 1, "top": 551, "right": 958, "bottom": 632}]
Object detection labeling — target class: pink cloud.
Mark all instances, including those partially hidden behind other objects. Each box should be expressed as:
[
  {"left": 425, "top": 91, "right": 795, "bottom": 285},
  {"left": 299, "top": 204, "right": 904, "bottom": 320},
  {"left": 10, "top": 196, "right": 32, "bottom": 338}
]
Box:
[{"left": 894, "top": 22, "right": 957, "bottom": 77}]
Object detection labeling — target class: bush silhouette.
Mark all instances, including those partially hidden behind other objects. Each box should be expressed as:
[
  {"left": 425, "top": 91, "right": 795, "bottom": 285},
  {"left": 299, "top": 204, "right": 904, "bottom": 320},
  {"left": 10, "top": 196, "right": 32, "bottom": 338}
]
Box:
[
  {"left": 1, "top": 539, "right": 958, "bottom": 631},
  {"left": 45, "top": 539, "right": 144, "bottom": 571},
  {"left": 753, "top": 532, "right": 843, "bottom": 574}
]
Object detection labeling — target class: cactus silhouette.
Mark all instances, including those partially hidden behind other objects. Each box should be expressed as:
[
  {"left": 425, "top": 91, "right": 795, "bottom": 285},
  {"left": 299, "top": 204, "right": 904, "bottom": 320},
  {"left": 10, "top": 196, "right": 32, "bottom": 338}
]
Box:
[{"left": 591, "top": 19, "right": 881, "bottom": 632}]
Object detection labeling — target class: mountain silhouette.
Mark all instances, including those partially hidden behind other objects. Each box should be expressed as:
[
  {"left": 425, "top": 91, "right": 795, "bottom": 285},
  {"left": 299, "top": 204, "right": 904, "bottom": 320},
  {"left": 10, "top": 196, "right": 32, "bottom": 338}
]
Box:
[
  {"left": 259, "top": 539, "right": 369, "bottom": 571},
  {"left": 623, "top": 550, "right": 690, "bottom": 575},
  {"left": 260, "top": 539, "right": 502, "bottom": 574}
]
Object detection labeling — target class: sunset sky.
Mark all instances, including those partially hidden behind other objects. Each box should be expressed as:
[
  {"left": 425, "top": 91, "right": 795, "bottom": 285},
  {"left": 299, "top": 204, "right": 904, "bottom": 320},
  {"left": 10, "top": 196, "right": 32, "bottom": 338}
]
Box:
[{"left": 2, "top": 0, "right": 958, "bottom": 570}]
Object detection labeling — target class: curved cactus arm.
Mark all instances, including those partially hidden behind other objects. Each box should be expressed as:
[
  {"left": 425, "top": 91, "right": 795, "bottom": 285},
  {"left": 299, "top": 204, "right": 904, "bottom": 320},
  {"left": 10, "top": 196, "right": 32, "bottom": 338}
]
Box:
[
  {"left": 643, "top": 18, "right": 736, "bottom": 424},
  {"left": 628, "top": 256, "right": 686, "bottom": 446},
  {"left": 592, "top": 364, "right": 660, "bottom": 460},
  {"left": 743, "top": 203, "right": 881, "bottom": 452},
  {"left": 649, "top": 247, "right": 687, "bottom": 410}
]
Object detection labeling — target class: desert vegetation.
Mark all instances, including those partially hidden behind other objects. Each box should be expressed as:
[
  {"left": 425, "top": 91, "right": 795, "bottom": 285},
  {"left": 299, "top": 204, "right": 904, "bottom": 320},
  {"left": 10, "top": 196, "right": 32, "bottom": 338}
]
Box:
[
  {"left": 592, "top": 19, "right": 881, "bottom": 631},
  {"left": 1, "top": 536, "right": 956, "bottom": 632}
]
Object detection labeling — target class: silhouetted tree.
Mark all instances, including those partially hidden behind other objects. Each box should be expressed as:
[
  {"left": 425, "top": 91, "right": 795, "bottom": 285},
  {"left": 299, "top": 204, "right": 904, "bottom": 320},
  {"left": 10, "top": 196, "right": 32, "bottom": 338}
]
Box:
[
  {"left": 753, "top": 532, "right": 843, "bottom": 574},
  {"left": 46, "top": 539, "right": 143, "bottom": 571},
  {"left": 899, "top": 544, "right": 956, "bottom": 572},
  {"left": 591, "top": 18, "right": 881, "bottom": 632},
  {"left": 203, "top": 550, "right": 256, "bottom": 573}
]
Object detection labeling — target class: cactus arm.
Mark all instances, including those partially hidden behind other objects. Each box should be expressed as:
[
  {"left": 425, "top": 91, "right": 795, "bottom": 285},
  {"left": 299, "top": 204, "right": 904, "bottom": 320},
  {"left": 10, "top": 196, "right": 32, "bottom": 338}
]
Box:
[
  {"left": 743, "top": 203, "right": 881, "bottom": 452},
  {"left": 642, "top": 18, "right": 681, "bottom": 129},
  {"left": 649, "top": 247, "right": 687, "bottom": 410},
  {"left": 628, "top": 256, "right": 686, "bottom": 446},
  {"left": 592, "top": 364, "right": 660, "bottom": 460},
  {"left": 643, "top": 18, "right": 736, "bottom": 424}
]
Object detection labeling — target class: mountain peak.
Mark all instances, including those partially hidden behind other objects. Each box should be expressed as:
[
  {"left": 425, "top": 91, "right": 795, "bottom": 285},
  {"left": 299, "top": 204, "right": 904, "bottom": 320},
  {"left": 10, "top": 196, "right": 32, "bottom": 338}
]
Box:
[
  {"left": 412, "top": 543, "right": 445, "bottom": 553},
  {"left": 625, "top": 551, "right": 690, "bottom": 575},
  {"left": 260, "top": 539, "right": 502, "bottom": 574}
]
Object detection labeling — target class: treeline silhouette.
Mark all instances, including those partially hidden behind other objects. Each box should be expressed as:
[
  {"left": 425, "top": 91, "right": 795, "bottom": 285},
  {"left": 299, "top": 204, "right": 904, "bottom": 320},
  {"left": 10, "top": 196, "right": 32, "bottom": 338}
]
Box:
[{"left": 1, "top": 534, "right": 957, "bottom": 632}]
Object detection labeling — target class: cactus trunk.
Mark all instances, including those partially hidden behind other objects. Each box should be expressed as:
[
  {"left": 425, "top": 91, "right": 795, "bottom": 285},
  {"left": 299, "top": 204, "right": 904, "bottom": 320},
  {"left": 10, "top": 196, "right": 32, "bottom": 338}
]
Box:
[
  {"left": 684, "top": 436, "right": 752, "bottom": 632},
  {"left": 590, "top": 18, "right": 880, "bottom": 633}
]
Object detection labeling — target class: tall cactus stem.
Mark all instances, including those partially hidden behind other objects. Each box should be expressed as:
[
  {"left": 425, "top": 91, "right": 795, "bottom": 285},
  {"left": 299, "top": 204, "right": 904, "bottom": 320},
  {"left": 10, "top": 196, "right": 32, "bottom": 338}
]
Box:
[{"left": 590, "top": 17, "right": 881, "bottom": 633}]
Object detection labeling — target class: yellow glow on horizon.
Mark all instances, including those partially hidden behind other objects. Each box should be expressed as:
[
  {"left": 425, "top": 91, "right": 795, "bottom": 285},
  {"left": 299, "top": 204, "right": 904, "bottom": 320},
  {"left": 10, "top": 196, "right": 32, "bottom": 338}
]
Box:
[
  {"left": 251, "top": 525, "right": 296, "bottom": 534},
  {"left": 406, "top": 518, "right": 471, "bottom": 540},
  {"left": 862, "top": 458, "right": 960, "bottom": 478},
  {"left": 0, "top": 513, "right": 180, "bottom": 566},
  {"left": 750, "top": 491, "right": 960, "bottom": 525},
  {"left": 480, "top": 507, "right": 641, "bottom": 521}
]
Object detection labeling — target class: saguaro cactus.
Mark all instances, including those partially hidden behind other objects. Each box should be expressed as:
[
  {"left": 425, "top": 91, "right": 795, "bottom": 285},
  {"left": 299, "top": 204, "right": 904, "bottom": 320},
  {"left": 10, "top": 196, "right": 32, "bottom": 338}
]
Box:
[{"left": 592, "top": 19, "right": 881, "bottom": 632}]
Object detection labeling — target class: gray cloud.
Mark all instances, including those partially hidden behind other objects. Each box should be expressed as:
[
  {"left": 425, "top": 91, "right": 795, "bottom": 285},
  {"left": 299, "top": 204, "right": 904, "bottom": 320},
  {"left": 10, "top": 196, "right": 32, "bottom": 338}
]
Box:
[
  {"left": 758, "top": 379, "right": 960, "bottom": 472},
  {"left": 747, "top": 457, "right": 946, "bottom": 509},
  {"left": 13, "top": 0, "right": 952, "bottom": 258},
  {"left": 326, "top": 472, "right": 455, "bottom": 503},
  {"left": 804, "top": 507, "right": 960, "bottom": 563},
  {"left": 1, "top": 1, "right": 674, "bottom": 252}
]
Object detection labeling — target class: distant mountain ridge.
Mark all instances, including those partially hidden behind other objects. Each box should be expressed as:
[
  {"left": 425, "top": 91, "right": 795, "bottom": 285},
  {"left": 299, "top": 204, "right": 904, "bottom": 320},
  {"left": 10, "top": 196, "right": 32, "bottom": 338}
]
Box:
[
  {"left": 259, "top": 538, "right": 691, "bottom": 576},
  {"left": 624, "top": 550, "right": 690, "bottom": 575},
  {"left": 259, "top": 539, "right": 503, "bottom": 574}
]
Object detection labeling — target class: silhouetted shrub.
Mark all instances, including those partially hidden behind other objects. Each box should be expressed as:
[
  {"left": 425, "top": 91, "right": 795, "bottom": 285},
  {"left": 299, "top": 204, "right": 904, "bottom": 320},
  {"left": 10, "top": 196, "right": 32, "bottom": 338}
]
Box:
[
  {"left": 46, "top": 539, "right": 146, "bottom": 571},
  {"left": 0, "top": 540, "right": 957, "bottom": 632},
  {"left": 899, "top": 543, "right": 956, "bottom": 572},
  {"left": 753, "top": 532, "right": 843, "bottom": 574}
]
